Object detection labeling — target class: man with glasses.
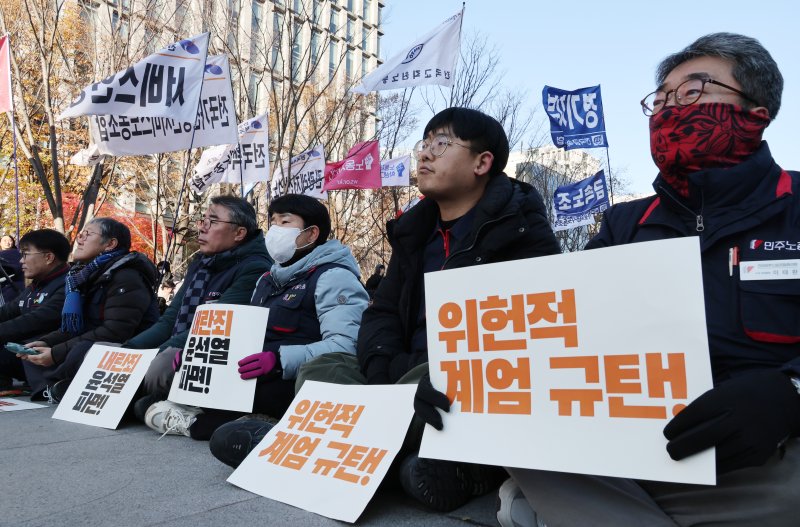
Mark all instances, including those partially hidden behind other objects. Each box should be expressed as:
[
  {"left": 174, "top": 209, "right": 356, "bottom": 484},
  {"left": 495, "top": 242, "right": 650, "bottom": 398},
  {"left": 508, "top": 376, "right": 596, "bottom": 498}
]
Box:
[
  {"left": 0, "top": 229, "right": 70, "bottom": 395},
  {"left": 128, "top": 196, "right": 271, "bottom": 420},
  {"left": 290, "top": 107, "right": 560, "bottom": 512},
  {"left": 496, "top": 33, "right": 800, "bottom": 527}
]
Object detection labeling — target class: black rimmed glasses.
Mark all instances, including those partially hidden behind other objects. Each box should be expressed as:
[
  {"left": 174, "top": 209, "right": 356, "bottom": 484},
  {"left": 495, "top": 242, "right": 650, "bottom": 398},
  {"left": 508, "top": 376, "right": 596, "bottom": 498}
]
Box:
[
  {"left": 413, "top": 134, "right": 476, "bottom": 160},
  {"left": 20, "top": 251, "right": 48, "bottom": 260},
  {"left": 640, "top": 77, "right": 759, "bottom": 116}
]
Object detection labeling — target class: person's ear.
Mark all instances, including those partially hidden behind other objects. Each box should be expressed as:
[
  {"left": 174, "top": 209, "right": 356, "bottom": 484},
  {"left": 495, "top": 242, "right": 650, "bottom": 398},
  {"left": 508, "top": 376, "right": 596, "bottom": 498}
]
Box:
[
  {"left": 750, "top": 105, "right": 770, "bottom": 122},
  {"left": 233, "top": 226, "right": 247, "bottom": 243},
  {"left": 474, "top": 151, "right": 494, "bottom": 177},
  {"left": 304, "top": 225, "right": 320, "bottom": 246},
  {"left": 104, "top": 238, "right": 119, "bottom": 251}
]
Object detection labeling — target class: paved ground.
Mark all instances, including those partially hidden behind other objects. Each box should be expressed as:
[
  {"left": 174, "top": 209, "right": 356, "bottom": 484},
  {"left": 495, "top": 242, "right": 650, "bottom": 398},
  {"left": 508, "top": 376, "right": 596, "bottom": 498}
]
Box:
[{"left": 2, "top": 399, "right": 500, "bottom": 527}]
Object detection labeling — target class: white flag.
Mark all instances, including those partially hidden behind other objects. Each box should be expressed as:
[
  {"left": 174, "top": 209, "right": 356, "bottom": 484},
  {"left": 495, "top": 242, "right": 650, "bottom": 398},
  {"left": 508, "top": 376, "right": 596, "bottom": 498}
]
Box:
[
  {"left": 351, "top": 10, "right": 462, "bottom": 94},
  {"left": 88, "top": 55, "right": 237, "bottom": 156},
  {"left": 190, "top": 114, "right": 270, "bottom": 193},
  {"left": 69, "top": 144, "right": 107, "bottom": 166},
  {"left": 380, "top": 155, "right": 411, "bottom": 187},
  {"left": 270, "top": 145, "right": 327, "bottom": 200},
  {"left": 59, "top": 33, "right": 210, "bottom": 121}
]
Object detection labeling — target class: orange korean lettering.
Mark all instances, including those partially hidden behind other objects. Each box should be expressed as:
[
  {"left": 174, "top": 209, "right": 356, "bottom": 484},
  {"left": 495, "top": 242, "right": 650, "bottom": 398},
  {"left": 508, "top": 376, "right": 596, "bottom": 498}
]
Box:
[
  {"left": 486, "top": 357, "right": 532, "bottom": 415},
  {"left": 441, "top": 359, "right": 484, "bottom": 413},
  {"left": 604, "top": 354, "right": 642, "bottom": 394}
]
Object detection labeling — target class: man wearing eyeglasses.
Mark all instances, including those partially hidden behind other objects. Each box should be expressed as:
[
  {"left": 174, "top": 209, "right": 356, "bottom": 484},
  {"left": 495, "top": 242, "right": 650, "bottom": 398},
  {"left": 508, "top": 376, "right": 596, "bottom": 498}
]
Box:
[
  {"left": 291, "top": 107, "right": 560, "bottom": 512},
  {"left": 496, "top": 33, "right": 800, "bottom": 527},
  {"left": 128, "top": 195, "right": 271, "bottom": 418},
  {"left": 0, "top": 229, "right": 71, "bottom": 395}
]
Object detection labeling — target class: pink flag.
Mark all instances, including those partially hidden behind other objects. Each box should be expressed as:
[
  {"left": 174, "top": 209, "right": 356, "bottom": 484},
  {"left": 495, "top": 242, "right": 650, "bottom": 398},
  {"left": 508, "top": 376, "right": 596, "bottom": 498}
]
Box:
[
  {"left": 323, "top": 141, "right": 381, "bottom": 190},
  {"left": 0, "top": 35, "right": 13, "bottom": 113}
]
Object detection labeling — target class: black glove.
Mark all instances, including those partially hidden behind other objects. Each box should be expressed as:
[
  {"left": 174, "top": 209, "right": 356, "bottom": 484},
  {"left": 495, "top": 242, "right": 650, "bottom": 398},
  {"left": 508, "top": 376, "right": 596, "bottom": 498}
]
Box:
[
  {"left": 663, "top": 369, "right": 800, "bottom": 474},
  {"left": 414, "top": 373, "right": 451, "bottom": 431}
]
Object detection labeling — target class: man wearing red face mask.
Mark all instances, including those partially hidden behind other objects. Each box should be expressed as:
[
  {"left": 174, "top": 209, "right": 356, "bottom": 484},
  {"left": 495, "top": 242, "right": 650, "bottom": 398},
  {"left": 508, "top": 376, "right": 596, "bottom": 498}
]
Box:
[{"left": 493, "top": 34, "right": 800, "bottom": 527}]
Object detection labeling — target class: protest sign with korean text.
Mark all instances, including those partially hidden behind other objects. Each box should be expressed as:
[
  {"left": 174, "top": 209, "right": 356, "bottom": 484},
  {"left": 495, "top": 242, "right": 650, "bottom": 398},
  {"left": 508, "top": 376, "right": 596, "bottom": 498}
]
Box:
[
  {"left": 168, "top": 304, "right": 269, "bottom": 412},
  {"left": 52, "top": 345, "right": 159, "bottom": 428},
  {"left": 89, "top": 55, "right": 237, "bottom": 156},
  {"left": 552, "top": 170, "right": 610, "bottom": 231},
  {"left": 323, "top": 141, "right": 381, "bottom": 191},
  {"left": 0, "top": 398, "right": 48, "bottom": 412},
  {"left": 270, "top": 145, "right": 327, "bottom": 200},
  {"left": 380, "top": 155, "right": 411, "bottom": 187},
  {"left": 190, "top": 114, "right": 269, "bottom": 193},
  {"left": 543, "top": 85, "right": 608, "bottom": 150},
  {"left": 419, "top": 237, "right": 715, "bottom": 485},
  {"left": 228, "top": 381, "right": 416, "bottom": 523},
  {"left": 59, "top": 33, "right": 209, "bottom": 121},
  {"left": 351, "top": 9, "right": 462, "bottom": 94}
]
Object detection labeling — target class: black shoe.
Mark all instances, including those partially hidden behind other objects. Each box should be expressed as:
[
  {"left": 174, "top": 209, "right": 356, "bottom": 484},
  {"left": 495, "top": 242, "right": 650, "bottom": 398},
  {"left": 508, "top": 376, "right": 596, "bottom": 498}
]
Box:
[
  {"left": 399, "top": 453, "right": 472, "bottom": 512},
  {"left": 43, "top": 379, "right": 70, "bottom": 404},
  {"left": 133, "top": 394, "right": 164, "bottom": 423},
  {"left": 209, "top": 419, "right": 275, "bottom": 468}
]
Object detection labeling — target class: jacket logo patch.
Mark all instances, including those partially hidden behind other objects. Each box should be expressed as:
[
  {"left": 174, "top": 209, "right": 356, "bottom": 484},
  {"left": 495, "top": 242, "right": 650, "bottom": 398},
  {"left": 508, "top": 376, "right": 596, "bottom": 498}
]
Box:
[
  {"left": 291, "top": 283, "right": 307, "bottom": 291},
  {"left": 206, "top": 291, "right": 222, "bottom": 299},
  {"left": 337, "top": 295, "right": 347, "bottom": 305},
  {"left": 283, "top": 293, "right": 297, "bottom": 302},
  {"left": 749, "top": 239, "right": 799, "bottom": 251}
]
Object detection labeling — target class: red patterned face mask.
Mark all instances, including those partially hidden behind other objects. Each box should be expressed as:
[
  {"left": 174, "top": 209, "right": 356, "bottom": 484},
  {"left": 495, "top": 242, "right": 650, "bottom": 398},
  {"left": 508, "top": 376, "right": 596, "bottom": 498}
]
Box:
[{"left": 649, "top": 103, "right": 769, "bottom": 197}]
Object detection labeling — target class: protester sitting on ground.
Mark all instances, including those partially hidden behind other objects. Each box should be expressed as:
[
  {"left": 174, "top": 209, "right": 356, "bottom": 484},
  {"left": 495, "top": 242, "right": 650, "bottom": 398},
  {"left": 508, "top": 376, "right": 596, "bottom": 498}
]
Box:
[
  {"left": 479, "top": 33, "right": 800, "bottom": 527},
  {"left": 145, "top": 194, "right": 369, "bottom": 444},
  {"left": 0, "top": 229, "right": 71, "bottom": 395},
  {"left": 197, "top": 108, "right": 561, "bottom": 511},
  {"left": 0, "top": 234, "right": 24, "bottom": 305},
  {"left": 129, "top": 195, "right": 272, "bottom": 418},
  {"left": 364, "top": 263, "right": 385, "bottom": 299},
  {"left": 20, "top": 218, "right": 159, "bottom": 402}
]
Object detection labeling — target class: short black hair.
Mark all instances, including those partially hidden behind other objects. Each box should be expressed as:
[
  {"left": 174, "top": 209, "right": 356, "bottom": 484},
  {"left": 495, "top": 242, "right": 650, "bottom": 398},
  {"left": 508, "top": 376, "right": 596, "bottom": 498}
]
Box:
[
  {"left": 88, "top": 218, "right": 132, "bottom": 252},
  {"left": 423, "top": 107, "right": 510, "bottom": 177},
  {"left": 268, "top": 194, "right": 331, "bottom": 247},
  {"left": 19, "top": 229, "right": 71, "bottom": 262}
]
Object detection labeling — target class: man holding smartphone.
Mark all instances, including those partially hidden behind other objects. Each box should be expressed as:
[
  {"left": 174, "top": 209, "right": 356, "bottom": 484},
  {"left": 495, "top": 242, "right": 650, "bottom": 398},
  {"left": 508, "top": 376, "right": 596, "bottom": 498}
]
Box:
[{"left": 0, "top": 229, "right": 71, "bottom": 396}]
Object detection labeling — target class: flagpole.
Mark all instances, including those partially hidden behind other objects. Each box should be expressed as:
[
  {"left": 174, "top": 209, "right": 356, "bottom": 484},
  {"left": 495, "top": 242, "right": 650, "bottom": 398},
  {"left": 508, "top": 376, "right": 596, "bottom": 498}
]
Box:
[
  {"left": 604, "top": 146, "right": 614, "bottom": 205},
  {"left": 10, "top": 107, "right": 19, "bottom": 240},
  {"left": 162, "top": 34, "right": 210, "bottom": 272}
]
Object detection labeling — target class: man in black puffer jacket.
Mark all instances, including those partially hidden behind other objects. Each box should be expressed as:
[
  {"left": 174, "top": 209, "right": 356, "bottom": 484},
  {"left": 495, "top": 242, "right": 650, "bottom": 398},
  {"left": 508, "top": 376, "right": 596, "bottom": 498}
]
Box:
[{"left": 295, "top": 107, "right": 561, "bottom": 512}]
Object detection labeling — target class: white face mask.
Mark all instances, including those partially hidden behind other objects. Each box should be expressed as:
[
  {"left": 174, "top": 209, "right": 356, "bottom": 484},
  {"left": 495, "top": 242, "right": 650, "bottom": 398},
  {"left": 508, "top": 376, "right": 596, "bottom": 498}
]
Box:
[{"left": 265, "top": 225, "right": 312, "bottom": 264}]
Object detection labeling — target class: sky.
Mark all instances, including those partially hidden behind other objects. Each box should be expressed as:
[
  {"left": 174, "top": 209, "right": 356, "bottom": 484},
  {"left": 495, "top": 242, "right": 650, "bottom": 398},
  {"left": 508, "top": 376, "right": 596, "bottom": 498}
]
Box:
[{"left": 378, "top": 0, "right": 799, "bottom": 196}]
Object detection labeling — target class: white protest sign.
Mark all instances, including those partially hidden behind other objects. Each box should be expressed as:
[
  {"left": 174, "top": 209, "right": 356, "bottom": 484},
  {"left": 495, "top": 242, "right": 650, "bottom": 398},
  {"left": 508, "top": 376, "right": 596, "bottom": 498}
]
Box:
[
  {"left": 0, "top": 398, "right": 48, "bottom": 412},
  {"left": 419, "top": 237, "right": 715, "bottom": 485},
  {"left": 89, "top": 55, "right": 238, "bottom": 156},
  {"left": 168, "top": 304, "right": 269, "bottom": 412},
  {"left": 59, "top": 33, "right": 210, "bottom": 122},
  {"left": 52, "top": 345, "right": 159, "bottom": 428},
  {"left": 228, "top": 381, "right": 416, "bottom": 523},
  {"left": 190, "top": 113, "right": 269, "bottom": 193},
  {"left": 380, "top": 155, "right": 411, "bottom": 187},
  {"left": 270, "top": 145, "right": 327, "bottom": 200}
]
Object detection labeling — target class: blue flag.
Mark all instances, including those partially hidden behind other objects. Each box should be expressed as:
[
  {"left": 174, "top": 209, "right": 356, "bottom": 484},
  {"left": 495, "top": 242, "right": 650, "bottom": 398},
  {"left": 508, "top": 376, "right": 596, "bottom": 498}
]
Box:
[
  {"left": 543, "top": 85, "right": 608, "bottom": 150},
  {"left": 552, "top": 170, "right": 610, "bottom": 231}
]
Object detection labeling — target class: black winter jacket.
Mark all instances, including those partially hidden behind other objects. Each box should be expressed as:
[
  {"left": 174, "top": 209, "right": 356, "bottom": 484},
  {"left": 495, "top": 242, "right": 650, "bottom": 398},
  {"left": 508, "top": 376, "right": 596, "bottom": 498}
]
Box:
[
  {"left": 357, "top": 174, "right": 561, "bottom": 384},
  {"left": 586, "top": 142, "right": 800, "bottom": 382},
  {"left": 0, "top": 264, "right": 68, "bottom": 345},
  {"left": 40, "top": 252, "right": 159, "bottom": 365}
]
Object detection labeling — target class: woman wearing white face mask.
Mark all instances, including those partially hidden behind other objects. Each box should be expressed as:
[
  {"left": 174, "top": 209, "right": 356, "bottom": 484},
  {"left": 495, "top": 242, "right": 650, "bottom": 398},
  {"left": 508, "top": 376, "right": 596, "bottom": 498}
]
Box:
[{"left": 155, "top": 195, "right": 370, "bottom": 453}]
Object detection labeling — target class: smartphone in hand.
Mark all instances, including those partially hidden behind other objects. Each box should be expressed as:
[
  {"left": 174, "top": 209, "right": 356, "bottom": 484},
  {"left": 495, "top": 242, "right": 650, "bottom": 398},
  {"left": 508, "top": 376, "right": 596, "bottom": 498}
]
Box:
[{"left": 5, "top": 342, "right": 40, "bottom": 356}]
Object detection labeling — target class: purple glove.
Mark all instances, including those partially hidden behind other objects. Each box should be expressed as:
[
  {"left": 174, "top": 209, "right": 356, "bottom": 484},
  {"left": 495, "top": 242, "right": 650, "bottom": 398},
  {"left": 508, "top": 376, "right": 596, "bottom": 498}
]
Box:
[
  {"left": 172, "top": 348, "right": 183, "bottom": 371},
  {"left": 238, "top": 351, "right": 280, "bottom": 380}
]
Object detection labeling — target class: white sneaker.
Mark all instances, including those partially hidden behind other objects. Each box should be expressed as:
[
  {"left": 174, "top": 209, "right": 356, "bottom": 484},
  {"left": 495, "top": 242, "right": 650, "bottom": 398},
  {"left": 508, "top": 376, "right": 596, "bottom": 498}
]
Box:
[
  {"left": 144, "top": 401, "right": 202, "bottom": 440},
  {"left": 496, "top": 478, "right": 547, "bottom": 527}
]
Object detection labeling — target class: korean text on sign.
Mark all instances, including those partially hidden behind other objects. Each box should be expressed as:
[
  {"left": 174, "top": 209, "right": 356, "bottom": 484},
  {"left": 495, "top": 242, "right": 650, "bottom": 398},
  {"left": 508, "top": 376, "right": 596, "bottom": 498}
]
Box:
[
  {"left": 72, "top": 350, "right": 141, "bottom": 415},
  {"left": 258, "top": 399, "right": 387, "bottom": 486}
]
